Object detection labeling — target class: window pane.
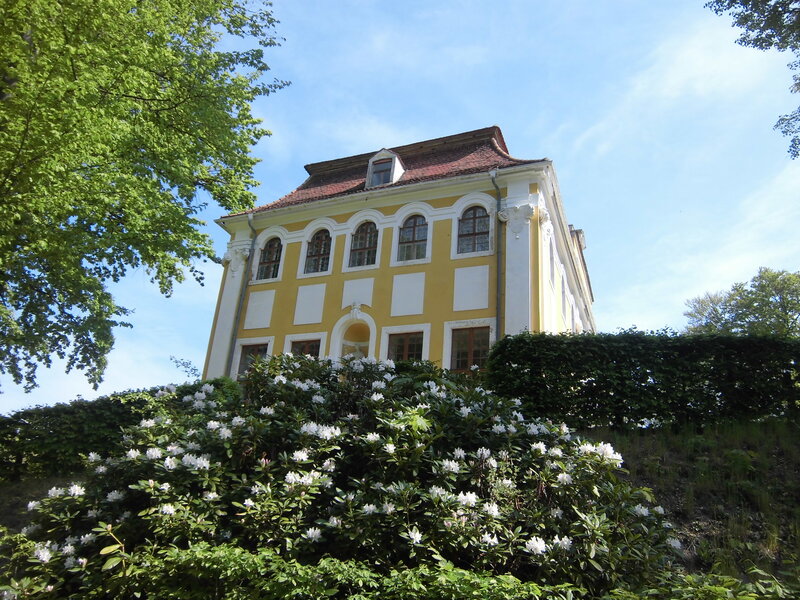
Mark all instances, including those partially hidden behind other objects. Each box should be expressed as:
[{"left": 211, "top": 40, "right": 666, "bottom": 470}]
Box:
[
  {"left": 388, "top": 332, "right": 424, "bottom": 361},
  {"left": 291, "top": 339, "right": 321, "bottom": 357},
  {"left": 398, "top": 216, "right": 427, "bottom": 261},
  {"left": 305, "top": 230, "right": 331, "bottom": 273},
  {"left": 238, "top": 344, "right": 269, "bottom": 377},
  {"left": 450, "top": 327, "right": 489, "bottom": 371}
]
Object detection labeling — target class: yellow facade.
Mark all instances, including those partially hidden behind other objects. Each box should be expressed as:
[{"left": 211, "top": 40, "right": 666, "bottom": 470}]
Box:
[{"left": 203, "top": 128, "right": 594, "bottom": 379}]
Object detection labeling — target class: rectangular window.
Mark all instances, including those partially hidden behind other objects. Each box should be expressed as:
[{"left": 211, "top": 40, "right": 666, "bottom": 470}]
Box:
[
  {"left": 370, "top": 159, "right": 392, "bottom": 187},
  {"left": 450, "top": 327, "right": 490, "bottom": 371},
  {"left": 291, "top": 339, "right": 321, "bottom": 357},
  {"left": 388, "top": 332, "right": 423, "bottom": 361},
  {"left": 238, "top": 343, "right": 269, "bottom": 377}
]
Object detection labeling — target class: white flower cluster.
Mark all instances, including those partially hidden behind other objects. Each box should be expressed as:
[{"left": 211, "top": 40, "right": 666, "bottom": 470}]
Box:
[{"left": 299, "top": 421, "right": 342, "bottom": 440}]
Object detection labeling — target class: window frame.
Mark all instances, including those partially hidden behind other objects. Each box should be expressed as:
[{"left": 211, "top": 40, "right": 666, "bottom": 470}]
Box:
[
  {"left": 379, "top": 323, "right": 431, "bottom": 362},
  {"left": 256, "top": 236, "right": 283, "bottom": 281},
  {"left": 449, "top": 326, "right": 491, "bottom": 372},
  {"left": 449, "top": 193, "right": 494, "bottom": 260},
  {"left": 456, "top": 205, "right": 491, "bottom": 255},
  {"left": 387, "top": 331, "right": 424, "bottom": 362},
  {"left": 283, "top": 332, "right": 328, "bottom": 356},
  {"left": 231, "top": 336, "right": 274, "bottom": 379},
  {"left": 365, "top": 150, "right": 404, "bottom": 189},
  {"left": 396, "top": 214, "right": 428, "bottom": 262},
  {"left": 442, "top": 318, "right": 494, "bottom": 373},
  {"left": 290, "top": 338, "right": 322, "bottom": 357},
  {"left": 348, "top": 221, "right": 379, "bottom": 269}
]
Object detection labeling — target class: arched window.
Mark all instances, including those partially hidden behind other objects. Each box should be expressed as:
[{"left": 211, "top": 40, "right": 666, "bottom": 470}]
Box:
[
  {"left": 256, "top": 237, "right": 282, "bottom": 280},
  {"left": 397, "top": 215, "right": 427, "bottom": 261},
  {"left": 457, "top": 206, "right": 490, "bottom": 254},
  {"left": 304, "top": 229, "right": 332, "bottom": 274},
  {"left": 349, "top": 221, "right": 378, "bottom": 267}
]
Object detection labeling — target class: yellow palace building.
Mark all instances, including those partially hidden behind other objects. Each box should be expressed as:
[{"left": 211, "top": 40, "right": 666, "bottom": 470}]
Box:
[{"left": 203, "top": 126, "right": 595, "bottom": 379}]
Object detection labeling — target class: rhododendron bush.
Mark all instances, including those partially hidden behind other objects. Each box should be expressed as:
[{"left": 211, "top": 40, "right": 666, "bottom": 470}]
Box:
[{"left": 0, "top": 356, "right": 681, "bottom": 599}]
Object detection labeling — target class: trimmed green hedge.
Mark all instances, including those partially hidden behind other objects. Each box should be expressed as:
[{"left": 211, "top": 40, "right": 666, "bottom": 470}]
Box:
[
  {"left": 0, "top": 379, "right": 239, "bottom": 481},
  {"left": 485, "top": 332, "right": 800, "bottom": 428}
]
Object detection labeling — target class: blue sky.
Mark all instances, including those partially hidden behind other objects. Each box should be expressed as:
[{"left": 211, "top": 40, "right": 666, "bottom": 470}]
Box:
[{"left": 2, "top": 0, "right": 799, "bottom": 413}]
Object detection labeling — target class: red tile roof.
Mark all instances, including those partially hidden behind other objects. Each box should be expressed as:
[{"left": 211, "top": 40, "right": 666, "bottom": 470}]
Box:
[{"left": 240, "top": 126, "right": 545, "bottom": 215}]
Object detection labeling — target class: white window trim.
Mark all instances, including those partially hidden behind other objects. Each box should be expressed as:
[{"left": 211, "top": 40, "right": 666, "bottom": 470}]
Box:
[
  {"left": 449, "top": 192, "right": 495, "bottom": 260},
  {"left": 283, "top": 332, "right": 328, "bottom": 357},
  {"left": 379, "top": 323, "right": 431, "bottom": 361},
  {"left": 296, "top": 217, "right": 338, "bottom": 280},
  {"left": 366, "top": 149, "right": 404, "bottom": 189},
  {"left": 341, "top": 210, "right": 386, "bottom": 273},
  {"left": 442, "top": 318, "right": 496, "bottom": 371},
  {"left": 389, "top": 202, "right": 434, "bottom": 267},
  {"left": 251, "top": 226, "right": 289, "bottom": 283},
  {"left": 231, "top": 335, "right": 275, "bottom": 379}
]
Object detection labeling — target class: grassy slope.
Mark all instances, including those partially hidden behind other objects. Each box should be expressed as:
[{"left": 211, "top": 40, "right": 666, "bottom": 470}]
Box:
[
  {"left": 2, "top": 419, "right": 798, "bottom": 582},
  {"left": 585, "top": 419, "right": 800, "bottom": 579}
]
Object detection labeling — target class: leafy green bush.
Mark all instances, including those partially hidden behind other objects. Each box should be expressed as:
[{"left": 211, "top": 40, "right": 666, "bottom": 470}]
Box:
[
  {"left": 486, "top": 332, "right": 800, "bottom": 428},
  {"left": 1, "top": 356, "right": 683, "bottom": 598},
  {"left": 0, "top": 379, "right": 240, "bottom": 483}
]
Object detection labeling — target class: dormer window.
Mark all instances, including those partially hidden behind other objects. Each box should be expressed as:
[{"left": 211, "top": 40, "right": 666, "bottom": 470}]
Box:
[
  {"left": 366, "top": 149, "right": 404, "bottom": 188},
  {"left": 370, "top": 159, "right": 392, "bottom": 187}
]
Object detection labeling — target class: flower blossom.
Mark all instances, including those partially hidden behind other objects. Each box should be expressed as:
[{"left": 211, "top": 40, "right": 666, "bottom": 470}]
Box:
[
  {"left": 384, "top": 443, "right": 396, "bottom": 454},
  {"left": 106, "top": 490, "right": 124, "bottom": 502},
  {"left": 292, "top": 449, "right": 310, "bottom": 462},
  {"left": 67, "top": 484, "right": 85, "bottom": 497},
  {"left": 146, "top": 448, "right": 163, "bottom": 460},
  {"left": 201, "top": 383, "right": 214, "bottom": 394},
  {"left": 556, "top": 473, "right": 573, "bottom": 485},
  {"left": 366, "top": 432, "right": 380, "bottom": 442},
  {"left": 483, "top": 502, "right": 500, "bottom": 517},
  {"left": 552, "top": 535, "right": 572, "bottom": 550},
  {"left": 231, "top": 416, "right": 246, "bottom": 427},
  {"left": 260, "top": 406, "right": 275, "bottom": 415},
  {"left": 305, "top": 527, "right": 322, "bottom": 542},
  {"left": 525, "top": 536, "right": 547, "bottom": 554},
  {"left": 87, "top": 452, "right": 101, "bottom": 462},
  {"left": 126, "top": 449, "right": 140, "bottom": 460},
  {"left": 442, "top": 459, "right": 460, "bottom": 473},
  {"left": 371, "top": 380, "right": 386, "bottom": 390},
  {"left": 139, "top": 418, "right": 156, "bottom": 428},
  {"left": 476, "top": 447, "right": 491, "bottom": 460},
  {"left": 481, "top": 532, "right": 499, "bottom": 546},
  {"left": 408, "top": 527, "right": 423, "bottom": 544},
  {"left": 362, "top": 503, "right": 378, "bottom": 515},
  {"left": 453, "top": 448, "right": 466, "bottom": 459},
  {"left": 164, "top": 456, "right": 177, "bottom": 470},
  {"left": 27, "top": 501, "right": 40, "bottom": 511},
  {"left": 160, "top": 504, "right": 176, "bottom": 515},
  {"left": 34, "top": 546, "right": 52, "bottom": 563},
  {"left": 633, "top": 504, "right": 650, "bottom": 517},
  {"left": 48, "top": 487, "right": 64, "bottom": 498},
  {"left": 218, "top": 427, "right": 233, "bottom": 439},
  {"left": 457, "top": 491, "right": 478, "bottom": 506}
]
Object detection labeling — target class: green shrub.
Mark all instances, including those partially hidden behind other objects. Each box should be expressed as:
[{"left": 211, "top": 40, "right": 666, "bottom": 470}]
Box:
[
  {"left": 486, "top": 332, "right": 800, "bottom": 428},
  {"left": 1, "top": 356, "right": 681, "bottom": 599},
  {"left": 0, "top": 380, "right": 237, "bottom": 482}
]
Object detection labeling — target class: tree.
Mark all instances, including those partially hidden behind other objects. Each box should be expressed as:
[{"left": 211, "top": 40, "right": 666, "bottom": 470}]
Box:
[
  {"left": 684, "top": 267, "right": 800, "bottom": 336},
  {"left": 706, "top": 1, "right": 800, "bottom": 157},
  {"left": 0, "top": 0, "right": 285, "bottom": 390}
]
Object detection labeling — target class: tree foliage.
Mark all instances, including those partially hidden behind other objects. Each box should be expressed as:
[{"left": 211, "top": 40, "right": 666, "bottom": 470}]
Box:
[
  {"left": 684, "top": 267, "right": 800, "bottom": 336},
  {"left": 0, "top": 0, "right": 285, "bottom": 391},
  {"left": 706, "top": 0, "right": 800, "bottom": 157}
]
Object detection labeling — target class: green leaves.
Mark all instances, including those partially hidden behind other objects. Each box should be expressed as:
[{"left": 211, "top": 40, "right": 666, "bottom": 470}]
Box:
[{"left": 0, "top": 0, "right": 286, "bottom": 391}]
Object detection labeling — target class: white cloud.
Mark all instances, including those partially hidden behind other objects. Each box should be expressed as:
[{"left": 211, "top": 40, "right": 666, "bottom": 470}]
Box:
[
  {"left": 575, "top": 17, "right": 789, "bottom": 156},
  {"left": 597, "top": 160, "right": 800, "bottom": 331}
]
